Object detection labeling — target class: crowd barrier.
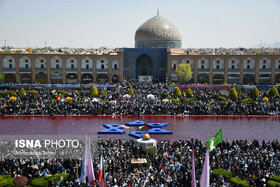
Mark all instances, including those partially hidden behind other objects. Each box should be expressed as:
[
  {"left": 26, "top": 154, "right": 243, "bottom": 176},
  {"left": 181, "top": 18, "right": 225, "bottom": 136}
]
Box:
[
  {"left": 178, "top": 85, "right": 280, "bottom": 90},
  {"left": 0, "top": 115, "right": 279, "bottom": 119}
]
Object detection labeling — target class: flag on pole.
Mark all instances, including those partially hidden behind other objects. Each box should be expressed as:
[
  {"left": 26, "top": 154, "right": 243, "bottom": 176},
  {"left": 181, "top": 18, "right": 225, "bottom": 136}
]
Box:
[
  {"left": 205, "top": 129, "right": 223, "bottom": 152},
  {"left": 87, "top": 133, "right": 95, "bottom": 184},
  {"left": 164, "top": 151, "right": 168, "bottom": 158},
  {"left": 192, "top": 146, "right": 196, "bottom": 187},
  {"left": 122, "top": 125, "right": 130, "bottom": 129},
  {"left": 160, "top": 166, "right": 165, "bottom": 175},
  {"left": 139, "top": 123, "right": 148, "bottom": 130},
  {"left": 97, "top": 150, "right": 106, "bottom": 187},
  {"left": 51, "top": 90, "right": 61, "bottom": 101},
  {"left": 80, "top": 134, "right": 88, "bottom": 182},
  {"left": 199, "top": 148, "right": 210, "bottom": 187},
  {"left": 80, "top": 133, "right": 95, "bottom": 184}
]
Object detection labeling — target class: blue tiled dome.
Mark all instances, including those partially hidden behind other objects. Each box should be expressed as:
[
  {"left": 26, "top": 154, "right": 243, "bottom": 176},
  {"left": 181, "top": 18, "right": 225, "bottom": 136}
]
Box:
[{"left": 135, "top": 15, "right": 182, "bottom": 48}]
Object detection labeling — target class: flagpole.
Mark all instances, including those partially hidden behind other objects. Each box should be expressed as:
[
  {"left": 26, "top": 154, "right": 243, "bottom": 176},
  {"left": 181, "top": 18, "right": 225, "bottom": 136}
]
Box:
[
  {"left": 191, "top": 145, "right": 196, "bottom": 187},
  {"left": 199, "top": 148, "right": 210, "bottom": 187}
]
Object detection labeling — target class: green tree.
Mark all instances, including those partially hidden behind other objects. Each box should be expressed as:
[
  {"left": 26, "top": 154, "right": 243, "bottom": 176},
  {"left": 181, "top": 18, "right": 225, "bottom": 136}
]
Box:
[
  {"left": 175, "top": 63, "right": 192, "bottom": 83},
  {"left": 269, "top": 86, "right": 279, "bottom": 97},
  {"left": 99, "top": 91, "right": 107, "bottom": 98},
  {"left": 250, "top": 87, "right": 259, "bottom": 99},
  {"left": 1, "top": 90, "right": 17, "bottom": 97},
  {"left": 186, "top": 88, "right": 193, "bottom": 98},
  {"left": 173, "top": 87, "right": 182, "bottom": 97},
  {"left": 229, "top": 88, "right": 238, "bottom": 99},
  {"left": 90, "top": 86, "right": 98, "bottom": 96},
  {"left": 128, "top": 88, "right": 134, "bottom": 95},
  {"left": 58, "top": 90, "right": 68, "bottom": 96},
  {"left": 0, "top": 73, "right": 4, "bottom": 83},
  {"left": 29, "top": 90, "right": 39, "bottom": 96},
  {"left": 20, "top": 88, "right": 26, "bottom": 97}
]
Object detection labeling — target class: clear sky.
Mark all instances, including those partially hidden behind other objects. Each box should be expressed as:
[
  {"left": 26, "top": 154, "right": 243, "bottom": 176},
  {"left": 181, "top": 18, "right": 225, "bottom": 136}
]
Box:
[{"left": 0, "top": 0, "right": 279, "bottom": 49}]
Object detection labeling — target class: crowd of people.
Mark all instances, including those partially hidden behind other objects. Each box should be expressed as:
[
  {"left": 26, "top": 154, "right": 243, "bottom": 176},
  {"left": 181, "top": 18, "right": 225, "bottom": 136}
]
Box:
[
  {"left": 0, "top": 138, "right": 279, "bottom": 186},
  {"left": 0, "top": 82, "right": 279, "bottom": 116}
]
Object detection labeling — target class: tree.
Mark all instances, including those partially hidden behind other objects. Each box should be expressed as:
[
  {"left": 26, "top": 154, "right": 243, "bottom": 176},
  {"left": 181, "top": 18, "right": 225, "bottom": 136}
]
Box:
[
  {"left": 173, "top": 87, "right": 182, "bottom": 97},
  {"left": 175, "top": 63, "right": 192, "bottom": 83},
  {"left": 269, "top": 86, "right": 279, "bottom": 97},
  {"left": 229, "top": 88, "right": 238, "bottom": 100},
  {"left": 29, "top": 90, "right": 39, "bottom": 96},
  {"left": 250, "top": 87, "right": 259, "bottom": 99},
  {"left": 20, "top": 88, "right": 26, "bottom": 97},
  {"left": 0, "top": 73, "right": 4, "bottom": 83},
  {"left": 90, "top": 86, "right": 98, "bottom": 96},
  {"left": 99, "top": 91, "right": 107, "bottom": 98},
  {"left": 128, "top": 88, "right": 134, "bottom": 95},
  {"left": 186, "top": 88, "right": 193, "bottom": 98}
]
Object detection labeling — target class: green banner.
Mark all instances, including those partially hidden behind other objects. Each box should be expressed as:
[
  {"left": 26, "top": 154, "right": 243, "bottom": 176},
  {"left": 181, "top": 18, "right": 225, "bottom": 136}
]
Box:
[{"left": 206, "top": 129, "right": 223, "bottom": 151}]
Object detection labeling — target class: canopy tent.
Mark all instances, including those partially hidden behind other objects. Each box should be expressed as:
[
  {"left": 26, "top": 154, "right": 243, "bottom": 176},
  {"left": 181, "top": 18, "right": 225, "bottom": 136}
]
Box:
[{"left": 147, "top": 94, "right": 155, "bottom": 100}]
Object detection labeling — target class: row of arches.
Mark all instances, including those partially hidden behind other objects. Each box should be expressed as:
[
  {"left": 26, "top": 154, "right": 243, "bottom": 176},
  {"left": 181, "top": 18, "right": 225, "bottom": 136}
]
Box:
[
  {"left": 3, "top": 73, "right": 120, "bottom": 84},
  {"left": 2, "top": 56, "right": 119, "bottom": 70},
  {"left": 171, "top": 57, "right": 280, "bottom": 70},
  {"left": 196, "top": 74, "right": 280, "bottom": 84}
]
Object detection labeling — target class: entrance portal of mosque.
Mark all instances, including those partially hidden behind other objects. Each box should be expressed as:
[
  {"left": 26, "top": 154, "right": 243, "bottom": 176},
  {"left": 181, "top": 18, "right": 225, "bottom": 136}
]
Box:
[{"left": 136, "top": 54, "right": 153, "bottom": 78}]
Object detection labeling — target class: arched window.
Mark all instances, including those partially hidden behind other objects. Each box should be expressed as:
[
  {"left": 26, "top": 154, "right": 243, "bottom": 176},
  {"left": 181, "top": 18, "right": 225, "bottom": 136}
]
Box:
[
  {"left": 66, "top": 57, "right": 78, "bottom": 69},
  {"left": 276, "top": 59, "right": 280, "bottom": 69},
  {"left": 228, "top": 58, "right": 240, "bottom": 70},
  {"left": 112, "top": 60, "right": 119, "bottom": 70},
  {"left": 96, "top": 58, "right": 108, "bottom": 70},
  {"left": 19, "top": 56, "right": 31, "bottom": 69},
  {"left": 35, "top": 57, "right": 47, "bottom": 69},
  {"left": 171, "top": 59, "right": 178, "bottom": 70},
  {"left": 259, "top": 58, "right": 271, "bottom": 70},
  {"left": 213, "top": 58, "right": 224, "bottom": 70},
  {"left": 51, "top": 56, "right": 62, "bottom": 69},
  {"left": 3, "top": 56, "right": 15, "bottom": 69},
  {"left": 81, "top": 57, "right": 93, "bottom": 69},
  {"left": 182, "top": 58, "right": 194, "bottom": 69},
  {"left": 243, "top": 58, "right": 255, "bottom": 70},
  {"left": 198, "top": 58, "right": 209, "bottom": 70}
]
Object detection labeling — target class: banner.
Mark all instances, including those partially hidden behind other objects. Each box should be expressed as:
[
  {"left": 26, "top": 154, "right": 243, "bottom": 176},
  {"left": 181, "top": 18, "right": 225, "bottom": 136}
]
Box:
[{"left": 205, "top": 129, "right": 223, "bottom": 152}]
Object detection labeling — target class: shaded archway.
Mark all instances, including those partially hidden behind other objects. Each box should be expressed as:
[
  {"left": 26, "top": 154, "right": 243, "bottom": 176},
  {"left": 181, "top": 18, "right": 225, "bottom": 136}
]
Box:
[
  {"left": 213, "top": 74, "right": 224, "bottom": 84},
  {"left": 81, "top": 74, "right": 93, "bottom": 84},
  {"left": 136, "top": 54, "right": 153, "bottom": 79},
  {"left": 112, "top": 75, "right": 119, "bottom": 83},
  {"left": 275, "top": 74, "right": 280, "bottom": 84},
  {"left": 243, "top": 74, "right": 255, "bottom": 84},
  {"left": 197, "top": 74, "right": 209, "bottom": 84},
  {"left": 51, "top": 72, "right": 63, "bottom": 84},
  {"left": 259, "top": 74, "right": 271, "bottom": 85},
  {"left": 4, "top": 74, "right": 16, "bottom": 84},
  {"left": 96, "top": 74, "right": 108, "bottom": 83},
  {"left": 35, "top": 72, "right": 47, "bottom": 84},
  {"left": 66, "top": 73, "right": 78, "bottom": 84},
  {"left": 227, "top": 74, "right": 240, "bottom": 84},
  {"left": 20, "top": 74, "right": 32, "bottom": 83}
]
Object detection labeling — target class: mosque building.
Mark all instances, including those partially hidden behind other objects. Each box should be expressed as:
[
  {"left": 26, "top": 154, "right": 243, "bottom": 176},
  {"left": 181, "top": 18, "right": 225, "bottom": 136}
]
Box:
[{"left": 0, "top": 12, "right": 280, "bottom": 84}]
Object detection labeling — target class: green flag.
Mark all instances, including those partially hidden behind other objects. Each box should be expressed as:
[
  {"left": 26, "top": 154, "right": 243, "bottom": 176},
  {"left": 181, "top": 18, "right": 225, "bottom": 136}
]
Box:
[{"left": 206, "top": 129, "right": 223, "bottom": 151}]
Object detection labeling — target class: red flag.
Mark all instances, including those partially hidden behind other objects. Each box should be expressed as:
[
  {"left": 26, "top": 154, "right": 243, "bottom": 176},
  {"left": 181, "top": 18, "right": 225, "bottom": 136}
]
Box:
[
  {"left": 97, "top": 151, "right": 106, "bottom": 187},
  {"left": 144, "top": 123, "right": 148, "bottom": 128}
]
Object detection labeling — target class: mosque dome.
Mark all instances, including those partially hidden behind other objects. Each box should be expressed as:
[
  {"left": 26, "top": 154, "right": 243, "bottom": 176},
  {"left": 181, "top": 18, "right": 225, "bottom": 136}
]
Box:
[
  {"left": 142, "top": 134, "right": 151, "bottom": 140},
  {"left": 135, "top": 13, "right": 182, "bottom": 48}
]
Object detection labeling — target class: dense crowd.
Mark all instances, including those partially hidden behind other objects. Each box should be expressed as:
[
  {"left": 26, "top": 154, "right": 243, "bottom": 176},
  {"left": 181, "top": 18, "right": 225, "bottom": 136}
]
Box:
[
  {"left": 0, "top": 82, "right": 279, "bottom": 116},
  {"left": 0, "top": 138, "right": 279, "bottom": 186}
]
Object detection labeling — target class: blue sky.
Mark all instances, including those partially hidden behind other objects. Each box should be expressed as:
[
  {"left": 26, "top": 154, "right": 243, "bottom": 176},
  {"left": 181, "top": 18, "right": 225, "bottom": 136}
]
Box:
[{"left": 0, "top": 0, "right": 279, "bottom": 48}]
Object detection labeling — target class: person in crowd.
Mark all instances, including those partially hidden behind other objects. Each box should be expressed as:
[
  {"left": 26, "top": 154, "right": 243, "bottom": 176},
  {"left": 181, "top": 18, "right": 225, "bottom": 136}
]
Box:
[
  {"left": 0, "top": 82, "right": 279, "bottom": 116},
  {"left": 0, "top": 138, "right": 279, "bottom": 186}
]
